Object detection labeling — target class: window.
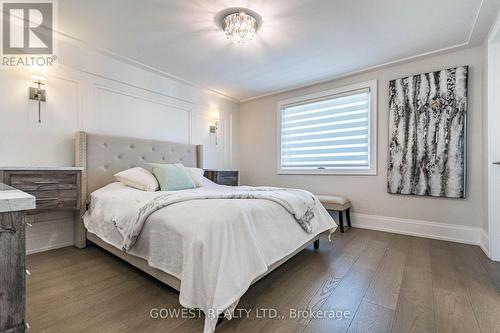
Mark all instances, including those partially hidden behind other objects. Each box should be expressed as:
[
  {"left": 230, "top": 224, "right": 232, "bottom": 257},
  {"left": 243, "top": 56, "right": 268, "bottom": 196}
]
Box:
[{"left": 277, "top": 80, "right": 377, "bottom": 175}]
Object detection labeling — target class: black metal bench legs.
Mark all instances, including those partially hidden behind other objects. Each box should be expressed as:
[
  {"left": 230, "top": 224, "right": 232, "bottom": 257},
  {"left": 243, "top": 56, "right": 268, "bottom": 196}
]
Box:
[{"left": 337, "top": 208, "right": 351, "bottom": 233}]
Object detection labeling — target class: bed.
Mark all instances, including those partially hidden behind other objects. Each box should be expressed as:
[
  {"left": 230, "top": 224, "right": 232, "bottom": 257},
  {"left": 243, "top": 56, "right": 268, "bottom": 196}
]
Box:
[{"left": 74, "top": 131, "right": 336, "bottom": 333}]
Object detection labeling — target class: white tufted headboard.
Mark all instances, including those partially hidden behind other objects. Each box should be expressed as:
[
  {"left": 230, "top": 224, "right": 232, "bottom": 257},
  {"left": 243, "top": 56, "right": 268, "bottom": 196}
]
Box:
[{"left": 74, "top": 131, "right": 203, "bottom": 247}]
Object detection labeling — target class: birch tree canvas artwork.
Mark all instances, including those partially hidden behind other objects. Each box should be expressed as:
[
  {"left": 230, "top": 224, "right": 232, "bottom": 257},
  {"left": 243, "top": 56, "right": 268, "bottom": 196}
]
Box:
[{"left": 387, "top": 66, "right": 468, "bottom": 198}]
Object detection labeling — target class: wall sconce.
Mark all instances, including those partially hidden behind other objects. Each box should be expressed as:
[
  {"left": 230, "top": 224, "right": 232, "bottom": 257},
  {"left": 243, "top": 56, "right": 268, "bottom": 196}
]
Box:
[
  {"left": 209, "top": 119, "right": 219, "bottom": 145},
  {"left": 28, "top": 71, "right": 48, "bottom": 123}
]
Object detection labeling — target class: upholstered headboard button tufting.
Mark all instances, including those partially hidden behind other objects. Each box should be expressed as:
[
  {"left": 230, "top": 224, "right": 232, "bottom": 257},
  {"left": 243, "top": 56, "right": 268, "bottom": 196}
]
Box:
[{"left": 75, "top": 131, "right": 203, "bottom": 199}]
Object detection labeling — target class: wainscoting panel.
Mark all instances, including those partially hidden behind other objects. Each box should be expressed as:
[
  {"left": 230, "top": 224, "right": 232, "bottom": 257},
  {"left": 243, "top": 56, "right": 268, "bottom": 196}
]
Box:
[
  {"left": 87, "top": 85, "right": 191, "bottom": 144},
  {"left": 191, "top": 111, "right": 231, "bottom": 169}
]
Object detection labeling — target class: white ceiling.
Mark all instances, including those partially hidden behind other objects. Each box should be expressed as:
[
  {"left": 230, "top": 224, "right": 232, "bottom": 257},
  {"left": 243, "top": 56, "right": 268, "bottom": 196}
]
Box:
[{"left": 58, "top": 0, "right": 499, "bottom": 101}]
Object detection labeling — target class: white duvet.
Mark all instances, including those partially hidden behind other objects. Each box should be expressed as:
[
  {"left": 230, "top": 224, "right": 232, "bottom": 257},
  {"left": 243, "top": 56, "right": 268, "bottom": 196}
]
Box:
[{"left": 84, "top": 181, "right": 336, "bottom": 333}]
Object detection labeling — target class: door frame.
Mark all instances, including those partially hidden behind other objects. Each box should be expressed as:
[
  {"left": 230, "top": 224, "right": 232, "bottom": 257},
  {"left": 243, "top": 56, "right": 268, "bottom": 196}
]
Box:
[{"left": 487, "top": 15, "right": 500, "bottom": 261}]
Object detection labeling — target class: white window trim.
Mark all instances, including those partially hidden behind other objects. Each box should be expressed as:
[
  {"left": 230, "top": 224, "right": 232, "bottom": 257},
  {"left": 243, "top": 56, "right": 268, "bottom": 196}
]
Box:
[{"left": 276, "top": 80, "right": 378, "bottom": 175}]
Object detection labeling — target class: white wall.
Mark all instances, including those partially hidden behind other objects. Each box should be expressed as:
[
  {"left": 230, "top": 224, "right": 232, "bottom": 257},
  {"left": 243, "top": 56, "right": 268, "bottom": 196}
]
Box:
[
  {"left": 240, "top": 46, "right": 485, "bottom": 245},
  {"left": 0, "top": 36, "right": 240, "bottom": 253}
]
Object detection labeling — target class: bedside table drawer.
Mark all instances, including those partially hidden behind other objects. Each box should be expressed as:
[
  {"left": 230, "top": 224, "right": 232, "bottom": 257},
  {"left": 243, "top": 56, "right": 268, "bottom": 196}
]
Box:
[
  {"left": 204, "top": 170, "right": 239, "bottom": 186},
  {"left": 217, "top": 172, "right": 238, "bottom": 185},
  {"left": 9, "top": 173, "right": 77, "bottom": 191},
  {"left": 28, "top": 190, "right": 78, "bottom": 211},
  {"left": 1, "top": 170, "right": 81, "bottom": 212}
]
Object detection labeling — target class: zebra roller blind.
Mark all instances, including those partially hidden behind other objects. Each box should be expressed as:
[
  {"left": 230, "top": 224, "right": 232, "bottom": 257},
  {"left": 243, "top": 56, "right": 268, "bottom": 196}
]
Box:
[{"left": 279, "top": 88, "right": 372, "bottom": 171}]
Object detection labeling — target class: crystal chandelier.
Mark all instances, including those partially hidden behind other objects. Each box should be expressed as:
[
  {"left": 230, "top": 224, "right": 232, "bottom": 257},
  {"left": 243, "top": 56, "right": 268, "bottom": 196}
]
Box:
[{"left": 222, "top": 11, "right": 258, "bottom": 45}]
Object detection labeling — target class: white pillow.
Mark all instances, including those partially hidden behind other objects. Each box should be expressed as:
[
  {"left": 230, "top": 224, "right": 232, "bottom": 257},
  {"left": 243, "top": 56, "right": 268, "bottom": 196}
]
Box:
[
  {"left": 185, "top": 167, "right": 205, "bottom": 187},
  {"left": 114, "top": 167, "right": 159, "bottom": 192}
]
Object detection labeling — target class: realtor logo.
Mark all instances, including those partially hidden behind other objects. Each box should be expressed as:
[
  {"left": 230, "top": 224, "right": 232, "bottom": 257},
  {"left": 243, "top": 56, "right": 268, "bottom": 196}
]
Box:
[{"left": 1, "top": 1, "right": 56, "bottom": 67}]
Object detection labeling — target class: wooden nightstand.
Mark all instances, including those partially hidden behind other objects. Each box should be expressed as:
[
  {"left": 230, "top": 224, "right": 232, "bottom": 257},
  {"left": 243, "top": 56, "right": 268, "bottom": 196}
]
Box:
[
  {"left": 0, "top": 183, "right": 35, "bottom": 333},
  {"left": 0, "top": 167, "right": 83, "bottom": 249},
  {"left": 0, "top": 168, "right": 83, "bottom": 214},
  {"left": 204, "top": 169, "right": 239, "bottom": 186}
]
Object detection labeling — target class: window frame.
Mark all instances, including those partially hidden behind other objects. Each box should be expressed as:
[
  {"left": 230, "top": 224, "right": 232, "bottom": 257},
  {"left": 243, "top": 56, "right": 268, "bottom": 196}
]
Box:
[{"left": 276, "top": 80, "right": 378, "bottom": 175}]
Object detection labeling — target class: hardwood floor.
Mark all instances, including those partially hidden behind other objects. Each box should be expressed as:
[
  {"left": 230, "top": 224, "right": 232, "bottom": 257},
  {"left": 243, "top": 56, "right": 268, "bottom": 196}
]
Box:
[{"left": 26, "top": 228, "right": 500, "bottom": 333}]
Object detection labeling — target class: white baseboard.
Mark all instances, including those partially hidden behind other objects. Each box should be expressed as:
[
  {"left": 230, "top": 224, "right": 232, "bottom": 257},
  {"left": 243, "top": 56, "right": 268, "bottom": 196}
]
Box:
[
  {"left": 352, "top": 213, "right": 482, "bottom": 246},
  {"left": 480, "top": 229, "right": 490, "bottom": 257},
  {"left": 27, "top": 241, "right": 75, "bottom": 255}
]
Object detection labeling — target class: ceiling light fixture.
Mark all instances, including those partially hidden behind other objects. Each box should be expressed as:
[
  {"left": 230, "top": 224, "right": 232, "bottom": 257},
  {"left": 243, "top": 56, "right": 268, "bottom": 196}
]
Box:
[{"left": 217, "top": 8, "right": 262, "bottom": 45}]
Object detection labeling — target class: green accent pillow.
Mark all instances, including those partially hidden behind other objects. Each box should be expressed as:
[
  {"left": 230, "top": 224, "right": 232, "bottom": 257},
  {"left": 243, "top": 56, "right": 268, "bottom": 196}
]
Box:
[{"left": 150, "top": 163, "right": 196, "bottom": 191}]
